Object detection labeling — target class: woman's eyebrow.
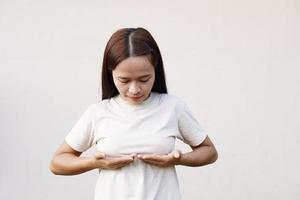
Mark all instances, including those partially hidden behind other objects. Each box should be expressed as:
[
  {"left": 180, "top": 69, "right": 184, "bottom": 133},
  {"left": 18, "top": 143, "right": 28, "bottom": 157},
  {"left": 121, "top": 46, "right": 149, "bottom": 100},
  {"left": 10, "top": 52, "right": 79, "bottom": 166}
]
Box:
[{"left": 118, "top": 75, "right": 152, "bottom": 79}]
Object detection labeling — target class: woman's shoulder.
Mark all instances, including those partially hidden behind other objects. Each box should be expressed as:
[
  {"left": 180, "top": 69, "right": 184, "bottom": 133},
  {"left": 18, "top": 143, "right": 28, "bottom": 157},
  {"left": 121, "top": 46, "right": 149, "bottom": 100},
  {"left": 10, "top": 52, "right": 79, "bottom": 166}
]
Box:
[
  {"left": 84, "top": 99, "right": 111, "bottom": 114},
  {"left": 156, "top": 92, "right": 186, "bottom": 107},
  {"left": 157, "top": 92, "right": 184, "bottom": 102}
]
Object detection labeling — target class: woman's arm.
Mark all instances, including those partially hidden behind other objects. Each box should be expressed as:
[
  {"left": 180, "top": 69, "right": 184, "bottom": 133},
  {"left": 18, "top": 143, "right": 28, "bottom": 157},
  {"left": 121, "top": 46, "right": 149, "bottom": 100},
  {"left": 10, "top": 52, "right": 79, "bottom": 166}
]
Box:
[
  {"left": 49, "top": 141, "right": 136, "bottom": 175},
  {"left": 138, "top": 136, "right": 218, "bottom": 167},
  {"left": 49, "top": 141, "right": 96, "bottom": 175},
  {"left": 177, "top": 136, "right": 218, "bottom": 167}
]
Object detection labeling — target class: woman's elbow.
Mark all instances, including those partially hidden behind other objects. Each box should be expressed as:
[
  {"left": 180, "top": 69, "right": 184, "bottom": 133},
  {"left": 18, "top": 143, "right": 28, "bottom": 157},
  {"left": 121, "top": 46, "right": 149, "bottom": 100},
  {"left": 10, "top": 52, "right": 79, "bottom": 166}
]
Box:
[
  {"left": 209, "top": 148, "right": 218, "bottom": 164},
  {"left": 49, "top": 158, "right": 61, "bottom": 175}
]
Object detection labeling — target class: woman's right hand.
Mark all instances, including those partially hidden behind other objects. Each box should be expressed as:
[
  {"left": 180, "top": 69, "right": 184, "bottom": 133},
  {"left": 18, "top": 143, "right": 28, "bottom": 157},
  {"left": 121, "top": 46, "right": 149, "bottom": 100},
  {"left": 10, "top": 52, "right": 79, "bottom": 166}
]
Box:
[{"left": 91, "top": 152, "right": 136, "bottom": 170}]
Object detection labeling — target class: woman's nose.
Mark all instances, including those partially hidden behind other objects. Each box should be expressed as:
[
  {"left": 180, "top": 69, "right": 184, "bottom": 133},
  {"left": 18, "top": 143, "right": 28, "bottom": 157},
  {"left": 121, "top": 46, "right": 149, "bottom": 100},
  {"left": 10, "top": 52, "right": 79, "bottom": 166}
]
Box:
[{"left": 128, "top": 82, "right": 141, "bottom": 95}]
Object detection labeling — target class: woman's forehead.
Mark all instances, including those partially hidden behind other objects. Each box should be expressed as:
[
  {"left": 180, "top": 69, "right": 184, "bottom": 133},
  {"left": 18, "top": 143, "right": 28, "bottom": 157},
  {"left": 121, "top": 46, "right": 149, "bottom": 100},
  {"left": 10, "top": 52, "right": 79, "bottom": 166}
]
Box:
[{"left": 113, "top": 56, "right": 154, "bottom": 76}]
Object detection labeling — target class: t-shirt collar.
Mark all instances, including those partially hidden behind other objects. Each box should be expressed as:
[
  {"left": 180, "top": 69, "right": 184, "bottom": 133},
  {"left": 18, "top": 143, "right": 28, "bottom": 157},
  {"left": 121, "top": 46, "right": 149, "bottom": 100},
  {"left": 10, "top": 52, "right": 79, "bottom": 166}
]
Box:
[{"left": 114, "top": 92, "right": 154, "bottom": 111}]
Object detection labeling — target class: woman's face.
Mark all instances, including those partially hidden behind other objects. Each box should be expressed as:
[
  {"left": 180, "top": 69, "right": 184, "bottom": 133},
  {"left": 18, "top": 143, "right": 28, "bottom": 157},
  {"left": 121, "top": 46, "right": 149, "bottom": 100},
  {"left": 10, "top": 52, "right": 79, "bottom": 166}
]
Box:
[{"left": 112, "top": 55, "right": 155, "bottom": 105}]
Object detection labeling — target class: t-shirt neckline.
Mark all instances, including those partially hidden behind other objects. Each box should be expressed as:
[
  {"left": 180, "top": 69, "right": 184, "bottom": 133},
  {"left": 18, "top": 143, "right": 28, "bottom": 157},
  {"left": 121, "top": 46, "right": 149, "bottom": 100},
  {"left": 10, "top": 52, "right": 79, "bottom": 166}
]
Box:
[{"left": 114, "top": 92, "right": 155, "bottom": 111}]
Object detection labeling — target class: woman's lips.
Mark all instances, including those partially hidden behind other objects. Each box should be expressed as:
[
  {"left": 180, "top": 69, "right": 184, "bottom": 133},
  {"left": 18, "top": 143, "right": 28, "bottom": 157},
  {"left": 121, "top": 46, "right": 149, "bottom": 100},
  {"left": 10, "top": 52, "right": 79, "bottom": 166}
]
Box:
[{"left": 128, "top": 96, "right": 142, "bottom": 101}]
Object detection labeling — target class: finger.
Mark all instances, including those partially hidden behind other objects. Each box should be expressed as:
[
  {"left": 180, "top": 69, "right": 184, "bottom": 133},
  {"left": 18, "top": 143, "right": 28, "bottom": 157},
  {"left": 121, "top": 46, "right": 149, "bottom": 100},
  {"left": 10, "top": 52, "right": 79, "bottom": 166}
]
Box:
[
  {"left": 111, "top": 158, "right": 134, "bottom": 169},
  {"left": 95, "top": 152, "right": 106, "bottom": 159},
  {"left": 141, "top": 159, "right": 165, "bottom": 166},
  {"left": 122, "top": 159, "right": 135, "bottom": 167},
  {"left": 140, "top": 154, "right": 168, "bottom": 162},
  {"left": 114, "top": 154, "right": 136, "bottom": 160},
  {"left": 173, "top": 150, "right": 180, "bottom": 159},
  {"left": 110, "top": 157, "right": 133, "bottom": 165},
  {"left": 138, "top": 154, "right": 156, "bottom": 159}
]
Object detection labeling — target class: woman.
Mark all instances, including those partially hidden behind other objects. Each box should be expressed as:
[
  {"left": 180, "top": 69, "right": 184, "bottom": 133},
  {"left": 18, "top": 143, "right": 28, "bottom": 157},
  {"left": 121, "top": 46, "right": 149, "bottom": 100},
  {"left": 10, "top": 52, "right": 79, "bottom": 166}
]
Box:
[{"left": 50, "top": 27, "right": 218, "bottom": 200}]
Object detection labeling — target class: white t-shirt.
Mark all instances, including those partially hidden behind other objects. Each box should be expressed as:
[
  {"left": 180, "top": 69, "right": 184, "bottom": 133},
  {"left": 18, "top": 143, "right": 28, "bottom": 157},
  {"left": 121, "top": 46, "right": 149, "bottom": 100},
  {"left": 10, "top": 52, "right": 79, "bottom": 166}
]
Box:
[{"left": 65, "top": 92, "right": 207, "bottom": 200}]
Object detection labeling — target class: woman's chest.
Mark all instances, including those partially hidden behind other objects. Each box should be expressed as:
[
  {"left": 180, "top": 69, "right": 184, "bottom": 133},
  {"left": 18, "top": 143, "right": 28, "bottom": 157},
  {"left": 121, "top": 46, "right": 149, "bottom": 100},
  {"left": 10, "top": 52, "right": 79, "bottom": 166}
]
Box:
[
  {"left": 95, "top": 134, "right": 175, "bottom": 156},
  {"left": 93, "top": 111, "right": 178, "bottom": 155}
]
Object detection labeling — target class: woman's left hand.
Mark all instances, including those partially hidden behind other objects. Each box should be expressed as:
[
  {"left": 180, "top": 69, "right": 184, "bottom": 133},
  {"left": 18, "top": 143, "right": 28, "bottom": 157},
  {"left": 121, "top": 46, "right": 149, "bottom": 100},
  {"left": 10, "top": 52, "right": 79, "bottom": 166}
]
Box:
[{"left": 137, "top": 150, "right": 181, "bottom": 167}]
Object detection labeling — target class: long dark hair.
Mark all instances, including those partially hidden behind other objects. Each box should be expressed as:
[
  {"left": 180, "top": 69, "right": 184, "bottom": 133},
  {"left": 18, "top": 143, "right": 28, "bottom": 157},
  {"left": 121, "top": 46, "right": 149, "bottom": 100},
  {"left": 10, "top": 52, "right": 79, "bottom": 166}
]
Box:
[{"left": 101, "top": 27, "right": 168, "bottom": 100}]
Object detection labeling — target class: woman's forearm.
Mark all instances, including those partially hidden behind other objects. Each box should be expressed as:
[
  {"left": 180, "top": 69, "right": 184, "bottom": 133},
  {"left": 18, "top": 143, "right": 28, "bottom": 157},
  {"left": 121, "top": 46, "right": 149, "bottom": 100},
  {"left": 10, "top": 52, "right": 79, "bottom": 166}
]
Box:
[
  {"left": 177, "top": 145, "right": 218, "bottom": 167},
  {"left": 50, "top": 153, "right": 94, "bottom": 175}
]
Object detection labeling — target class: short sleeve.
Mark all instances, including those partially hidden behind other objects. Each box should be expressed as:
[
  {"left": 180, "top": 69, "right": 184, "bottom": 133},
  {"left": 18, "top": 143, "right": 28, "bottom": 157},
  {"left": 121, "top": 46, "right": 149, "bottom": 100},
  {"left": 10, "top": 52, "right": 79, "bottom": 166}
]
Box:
[
  {"left": 65, "top": 106, "right": 95, "bottom": 152},
  {"left": 176, "top": 101, "right": 207, "bottom": 147}
]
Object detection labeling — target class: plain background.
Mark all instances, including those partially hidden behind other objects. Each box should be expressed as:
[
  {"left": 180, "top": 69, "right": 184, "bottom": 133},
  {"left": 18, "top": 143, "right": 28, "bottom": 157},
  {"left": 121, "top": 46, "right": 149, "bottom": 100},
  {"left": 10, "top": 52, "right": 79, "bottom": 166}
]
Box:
[{"left": 1, "top": 0, "right": 299, "bottom": 199}]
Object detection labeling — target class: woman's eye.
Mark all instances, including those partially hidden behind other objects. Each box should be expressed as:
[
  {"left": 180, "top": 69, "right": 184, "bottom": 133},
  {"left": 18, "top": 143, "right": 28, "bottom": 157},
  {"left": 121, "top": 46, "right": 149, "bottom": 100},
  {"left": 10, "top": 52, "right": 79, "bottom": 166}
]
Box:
[
  {"left": 118, "top": 79, "right": 128, "bottom": 83},
  {"left": 119, "top": 79, "right": 149, "bottom": 83}
]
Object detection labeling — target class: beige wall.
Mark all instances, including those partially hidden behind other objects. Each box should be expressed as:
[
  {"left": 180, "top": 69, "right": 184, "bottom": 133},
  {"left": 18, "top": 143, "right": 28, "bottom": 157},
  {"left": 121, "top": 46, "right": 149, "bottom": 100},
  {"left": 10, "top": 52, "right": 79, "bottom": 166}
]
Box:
[{"left": 1, "top": 0, "right": 299, "bottom": 199}]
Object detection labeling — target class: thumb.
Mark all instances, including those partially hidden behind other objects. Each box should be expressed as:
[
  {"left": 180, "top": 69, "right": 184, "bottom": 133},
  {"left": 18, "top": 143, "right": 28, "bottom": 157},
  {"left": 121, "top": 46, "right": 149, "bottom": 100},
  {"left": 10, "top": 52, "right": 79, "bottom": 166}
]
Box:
[
  {"left": 173, "top": 150, "right": 181, "bottom": 159},
  {"left": 94, "top": 152, "right": 106, "bottom": 159}
]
